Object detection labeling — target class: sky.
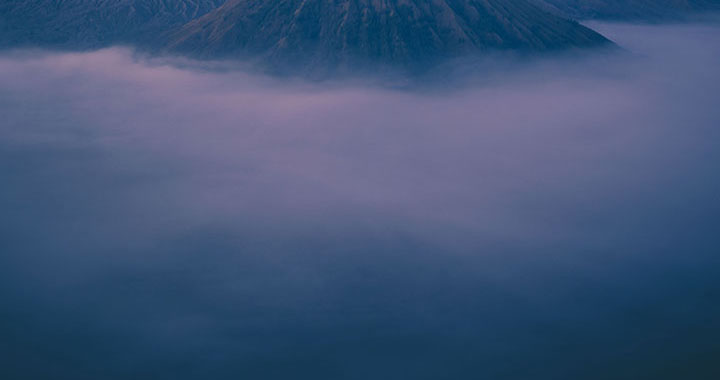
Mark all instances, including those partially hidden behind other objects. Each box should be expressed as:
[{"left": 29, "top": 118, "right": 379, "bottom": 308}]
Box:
[{"left": 1, "top": 21, "right": 720, "bottom": 379}]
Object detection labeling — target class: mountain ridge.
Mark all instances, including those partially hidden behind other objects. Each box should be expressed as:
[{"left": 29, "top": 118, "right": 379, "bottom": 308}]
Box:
[
  {"left": 534, "top": 0, "right": 720, "bottom": 20},
  {"left": 0, "top": 0, "right": 227, "bottom": 48}
]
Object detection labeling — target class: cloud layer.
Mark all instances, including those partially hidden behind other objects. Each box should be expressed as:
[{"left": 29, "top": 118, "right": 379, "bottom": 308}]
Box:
[{"left": 1, "top": 21, "right": 720, "bottom": 379}]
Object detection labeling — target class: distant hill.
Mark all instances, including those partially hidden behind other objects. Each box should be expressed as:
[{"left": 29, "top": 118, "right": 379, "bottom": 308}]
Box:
[
  {"left": 0, "top": 0, "right": 226, "bottom": 48},
  {"left": 534, "top": 0, "right": 720, "bottom": 20},
  {"left": 166, "top": 0, "right": 612, "bottom": 74}
]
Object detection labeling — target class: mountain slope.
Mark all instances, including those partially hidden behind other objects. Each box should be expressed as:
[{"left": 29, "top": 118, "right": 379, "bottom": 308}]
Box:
[
  {"left": 167, "top": 0, "right": 612, "bottom": 73},
  {"left": 0, "top": 0, "right": 226, "bottom": 48},
  {"left": 534, "top": 0, "right": 720, "bottom": 20}
]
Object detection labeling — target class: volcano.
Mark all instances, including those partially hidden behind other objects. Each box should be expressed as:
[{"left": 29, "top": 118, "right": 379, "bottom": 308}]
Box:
[{"left": 167, "top": 0, "right": 612, "bottom": 73}]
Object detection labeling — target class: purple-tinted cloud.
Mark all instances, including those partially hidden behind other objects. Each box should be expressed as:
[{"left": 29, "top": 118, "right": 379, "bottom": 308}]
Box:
[{"left": 1, "top": 21, "right": 719, "bottom": 380}]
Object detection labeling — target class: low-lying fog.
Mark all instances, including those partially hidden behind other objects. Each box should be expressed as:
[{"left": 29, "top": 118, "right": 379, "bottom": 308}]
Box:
[{"left": 1, "top": 21, "right": 719, "bottom": 379}]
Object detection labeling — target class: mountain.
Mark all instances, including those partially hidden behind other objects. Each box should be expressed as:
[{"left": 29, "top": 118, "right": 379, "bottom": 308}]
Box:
[
  {"left": 166, "top": 0, "right": 612, "bottom": 74},
  {"left": 534, "top": 0, "right": 720, "bottom": 20},
  {"left": 0, "top": 0, "right": 226, "bottom": 48}
]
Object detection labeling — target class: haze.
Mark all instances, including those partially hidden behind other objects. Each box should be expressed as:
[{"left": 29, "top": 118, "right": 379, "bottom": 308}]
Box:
[{"left": 1, "top": 21, "right": 719, "bottom": 379}]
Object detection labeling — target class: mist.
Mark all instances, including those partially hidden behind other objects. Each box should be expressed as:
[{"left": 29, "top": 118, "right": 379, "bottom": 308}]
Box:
[{"left": 1, "top": 21, "right": 720, "bottom": 379}]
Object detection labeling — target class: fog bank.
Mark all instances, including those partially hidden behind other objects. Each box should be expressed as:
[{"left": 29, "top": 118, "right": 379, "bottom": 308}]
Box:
[{"left": 1, "top": 21, "right": 720, "bottom": 379}]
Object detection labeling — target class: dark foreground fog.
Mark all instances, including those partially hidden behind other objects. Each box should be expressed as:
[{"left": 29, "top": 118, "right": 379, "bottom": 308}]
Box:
[{"left": 1, "top": 21, "right": 719, "bottom": 379}]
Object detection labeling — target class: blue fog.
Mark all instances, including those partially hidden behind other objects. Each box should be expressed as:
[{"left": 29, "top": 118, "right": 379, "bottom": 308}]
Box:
[{"left": 1, "top": 22, "right": 720, "bottom": 379}]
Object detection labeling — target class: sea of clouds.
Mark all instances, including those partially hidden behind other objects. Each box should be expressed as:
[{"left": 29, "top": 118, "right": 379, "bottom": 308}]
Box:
[{"left": 1, "top": 21, "right": 719, "bottom": 379}]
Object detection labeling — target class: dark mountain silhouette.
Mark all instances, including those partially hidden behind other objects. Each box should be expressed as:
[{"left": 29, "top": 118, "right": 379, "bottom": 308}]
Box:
[
  {"left": 0, "top": 0, "right": 226, "bottom": 48},
  {"left": 166, "top": 0, "right": 612, "bottom": 74},
  {"left": 534, "top": 0, "right": 720, "bottom": 20}
]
